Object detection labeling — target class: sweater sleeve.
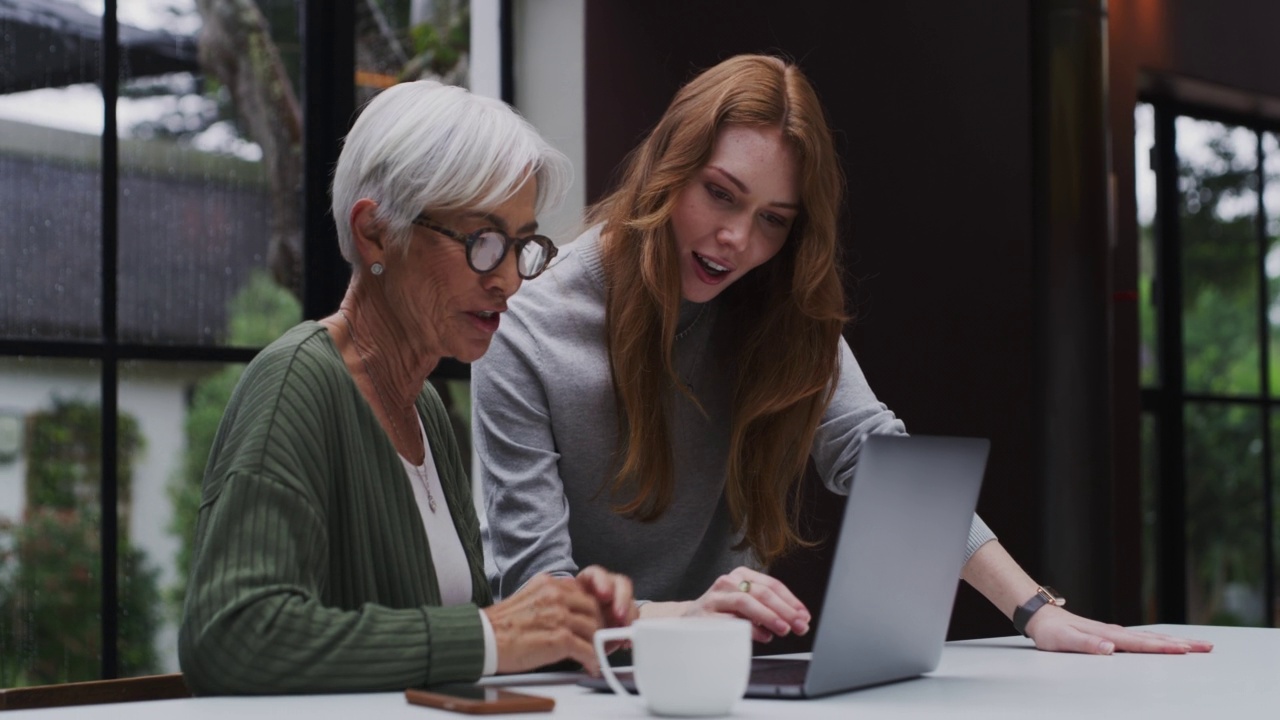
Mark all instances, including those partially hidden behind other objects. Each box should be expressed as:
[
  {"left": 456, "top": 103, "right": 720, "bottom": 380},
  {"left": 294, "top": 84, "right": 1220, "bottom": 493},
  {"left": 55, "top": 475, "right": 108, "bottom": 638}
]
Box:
[
  {"left": 179, "top": 468, "right": 484, "bottom": 694},
  {"left": 471, "top": 308, "right": 579, "bottom": 600},
  {"left": 811, "top": 336, "right": 996, "bottom": 560}
]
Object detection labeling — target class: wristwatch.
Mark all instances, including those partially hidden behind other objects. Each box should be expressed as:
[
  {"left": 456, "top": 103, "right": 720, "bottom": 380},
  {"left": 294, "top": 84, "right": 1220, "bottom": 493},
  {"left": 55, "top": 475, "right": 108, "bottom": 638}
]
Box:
[{"left": 1012, "top": 586, "right": 1065, "bottom": 637}]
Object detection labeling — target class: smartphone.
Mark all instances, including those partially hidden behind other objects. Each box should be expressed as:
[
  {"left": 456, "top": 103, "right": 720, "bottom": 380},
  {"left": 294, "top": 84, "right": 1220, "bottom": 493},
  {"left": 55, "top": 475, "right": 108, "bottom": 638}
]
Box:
[{"left": 405, "top": 684, "right": 555, "bottom": 715}]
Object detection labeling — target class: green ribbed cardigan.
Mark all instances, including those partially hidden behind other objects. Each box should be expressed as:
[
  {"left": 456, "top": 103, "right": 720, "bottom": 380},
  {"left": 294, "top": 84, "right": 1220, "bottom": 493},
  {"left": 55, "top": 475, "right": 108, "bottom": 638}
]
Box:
[{"left": 178, "top": 322, "right": 492, "bottom": 695}]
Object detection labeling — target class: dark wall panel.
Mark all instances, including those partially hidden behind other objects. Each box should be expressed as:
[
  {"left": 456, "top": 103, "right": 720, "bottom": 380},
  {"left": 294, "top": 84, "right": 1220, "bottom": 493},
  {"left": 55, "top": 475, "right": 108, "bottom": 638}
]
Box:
[{"left": 1164, "top": 0, "right": 1280, "bottom": 98}]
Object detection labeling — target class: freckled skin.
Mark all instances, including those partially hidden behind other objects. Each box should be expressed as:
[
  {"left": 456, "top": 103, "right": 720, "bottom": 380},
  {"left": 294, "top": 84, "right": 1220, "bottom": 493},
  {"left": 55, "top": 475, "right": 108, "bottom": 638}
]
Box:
[{"left": 669, "top": 125, "right": 800, "bottom": 303}]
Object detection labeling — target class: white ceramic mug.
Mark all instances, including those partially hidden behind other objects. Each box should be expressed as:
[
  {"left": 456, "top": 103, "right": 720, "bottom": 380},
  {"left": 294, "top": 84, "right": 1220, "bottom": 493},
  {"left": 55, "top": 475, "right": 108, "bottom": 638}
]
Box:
[{"left": 593, "top": 617, "right": 751, "bottom": 717}]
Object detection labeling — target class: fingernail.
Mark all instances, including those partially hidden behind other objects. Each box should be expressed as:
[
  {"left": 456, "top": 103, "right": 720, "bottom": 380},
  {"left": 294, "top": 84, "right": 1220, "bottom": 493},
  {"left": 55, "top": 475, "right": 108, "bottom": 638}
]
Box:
[
  {"left": 775, "top": 621, "right": 790, "bottom": 635},
  {"left": 1100, "top": 641, "right": 1115, "bottom": 655},
  {"left": 795, "top": 621, "right": 810, "bottom": 635}
]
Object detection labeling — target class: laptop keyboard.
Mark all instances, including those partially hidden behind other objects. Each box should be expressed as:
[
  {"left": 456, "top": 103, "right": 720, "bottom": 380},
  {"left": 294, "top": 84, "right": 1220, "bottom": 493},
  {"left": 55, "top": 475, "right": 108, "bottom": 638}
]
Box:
[{"left": 748, "top": 658, "right": 810, "bottom": 686}]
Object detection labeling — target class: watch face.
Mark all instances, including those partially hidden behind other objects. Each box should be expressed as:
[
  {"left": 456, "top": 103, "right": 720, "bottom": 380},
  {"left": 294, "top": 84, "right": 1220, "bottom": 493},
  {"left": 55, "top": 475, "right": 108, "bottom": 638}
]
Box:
[{"left": 1040, "top": 586, "right": 1066, "bottom": 607}]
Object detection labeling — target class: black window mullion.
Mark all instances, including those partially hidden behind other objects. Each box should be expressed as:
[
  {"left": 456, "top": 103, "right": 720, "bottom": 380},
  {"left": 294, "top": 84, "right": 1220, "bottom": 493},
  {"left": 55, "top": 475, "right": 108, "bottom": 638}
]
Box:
[
  {"left": 1153, "top": 101, "right": 1188, "bottom": 624},
  {"left": 100, "top": 0, "right": 121, "bottom": 680},
  {"left": 300, "top": 0, "right": 355, "bottom": 321},
  {"left": 499, "top": 0, "right": 514, "bottom": 105}
]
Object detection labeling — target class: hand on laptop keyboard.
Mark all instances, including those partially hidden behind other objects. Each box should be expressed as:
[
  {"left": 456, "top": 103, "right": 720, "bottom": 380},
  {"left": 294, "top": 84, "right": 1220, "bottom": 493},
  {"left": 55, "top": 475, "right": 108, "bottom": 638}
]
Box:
[{"left": 638, "top": 568, "right": 811, "bottom": 644}]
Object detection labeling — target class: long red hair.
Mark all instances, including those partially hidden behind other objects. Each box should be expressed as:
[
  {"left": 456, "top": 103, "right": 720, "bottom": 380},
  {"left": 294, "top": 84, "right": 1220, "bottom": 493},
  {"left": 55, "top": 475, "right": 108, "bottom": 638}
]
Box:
[{"left": 591, "top": 54, "right": 848, "bottom": 565}]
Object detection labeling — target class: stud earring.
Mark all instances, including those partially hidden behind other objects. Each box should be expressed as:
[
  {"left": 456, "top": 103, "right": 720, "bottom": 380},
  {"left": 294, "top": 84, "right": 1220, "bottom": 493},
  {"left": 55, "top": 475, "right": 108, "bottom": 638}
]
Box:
[{"left": 370, "top": 262, "right": 384, "bottom": 276}]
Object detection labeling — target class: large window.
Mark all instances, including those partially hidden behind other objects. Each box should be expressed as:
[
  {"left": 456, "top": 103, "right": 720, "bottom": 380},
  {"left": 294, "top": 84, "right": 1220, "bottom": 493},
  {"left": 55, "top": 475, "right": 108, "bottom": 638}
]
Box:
[
  {"left": 0, "top": 0, "right": 475, "bottom": 684},
  {"left": 1139, "top": 100, "right": 1280, "bottom": 628}
]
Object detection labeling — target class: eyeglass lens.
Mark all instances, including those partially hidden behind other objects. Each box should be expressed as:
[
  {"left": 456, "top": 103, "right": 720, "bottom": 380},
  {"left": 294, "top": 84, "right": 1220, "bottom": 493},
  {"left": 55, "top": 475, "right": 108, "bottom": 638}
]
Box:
[
  {"left": 517, "top": 242, "right": 549, "bottom": 277},
  {"left": 470, "top": 232, "right": 508, "bottom": 271},
  {"left": 470, "top": 232, "right": 550, "bottom": 277}
]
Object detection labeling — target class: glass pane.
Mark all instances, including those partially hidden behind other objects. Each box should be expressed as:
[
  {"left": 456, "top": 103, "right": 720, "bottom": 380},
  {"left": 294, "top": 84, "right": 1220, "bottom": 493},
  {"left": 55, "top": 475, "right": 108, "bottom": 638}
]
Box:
[
  {"left": 1137, "top": 103, "right": 1159, "bottom": 388},
  {"left": 117, "top": 1, "right": 298, "bottom": 346},
  {"left": 1184, "top": 401, "right": 1266, "bottom": 626},
  {"left": 1140, "top": 410, "right": 1159, "bottom": 623},
  {"left": 118, "top": 359, "right": 248, "bottom": 677},
  {"left": 1179, "top": 118, "right": 1261, "bottom": 396},
  {"left": 1272, "top": 409, "right": 1280, "bottom": 627},
  {"left": 0, "top": 0, "right": 104, "bottom": 341},
  {"left": 355, "top": 1, "right": 473, "bottom": 102},
  {"left": 1265, "top": 132, "right": 1280, "bottom": 396},
  {"left": 0, "top": 358, "right": 103, "bottom": 686}
]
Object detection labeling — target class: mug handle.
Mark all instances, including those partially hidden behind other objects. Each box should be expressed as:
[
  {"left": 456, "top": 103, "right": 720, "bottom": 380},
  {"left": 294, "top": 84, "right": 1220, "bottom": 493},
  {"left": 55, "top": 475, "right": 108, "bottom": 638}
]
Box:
[{"left": 593, "top": 626, "right": 638, "bottom": 701}]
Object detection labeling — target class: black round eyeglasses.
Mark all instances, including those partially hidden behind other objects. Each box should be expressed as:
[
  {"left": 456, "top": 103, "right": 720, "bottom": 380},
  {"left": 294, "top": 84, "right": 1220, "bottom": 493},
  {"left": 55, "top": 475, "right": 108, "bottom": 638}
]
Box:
[{"left": 412, "top": 215, "right": 558, "bottom": 280}]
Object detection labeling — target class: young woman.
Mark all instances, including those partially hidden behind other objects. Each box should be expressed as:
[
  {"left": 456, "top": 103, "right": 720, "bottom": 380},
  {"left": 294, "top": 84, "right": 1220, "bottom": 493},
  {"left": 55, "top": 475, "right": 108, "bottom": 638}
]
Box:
[{"left": 473, "top": 54, "right": 1209, "bottom": 655}]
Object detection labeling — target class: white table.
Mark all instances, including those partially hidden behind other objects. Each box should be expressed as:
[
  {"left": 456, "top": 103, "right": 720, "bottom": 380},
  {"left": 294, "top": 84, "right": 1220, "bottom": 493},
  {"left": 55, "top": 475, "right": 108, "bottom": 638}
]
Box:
[{"left": 10, "top": 625, "right": 1276, "bottom": 719}]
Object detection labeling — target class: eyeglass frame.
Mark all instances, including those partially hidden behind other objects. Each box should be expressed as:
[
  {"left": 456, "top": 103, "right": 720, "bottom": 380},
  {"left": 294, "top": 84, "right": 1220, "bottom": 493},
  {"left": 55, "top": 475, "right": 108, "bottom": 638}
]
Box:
[{"left": 411, "top": 214, "right": 558, "bottom": 280}]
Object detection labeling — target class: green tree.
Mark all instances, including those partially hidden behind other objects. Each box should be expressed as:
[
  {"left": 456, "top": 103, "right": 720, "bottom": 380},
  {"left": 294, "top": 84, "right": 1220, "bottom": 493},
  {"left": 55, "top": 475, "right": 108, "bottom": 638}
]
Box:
[{"left": 0, "top": 399, "right": 161, "bottom": 686}]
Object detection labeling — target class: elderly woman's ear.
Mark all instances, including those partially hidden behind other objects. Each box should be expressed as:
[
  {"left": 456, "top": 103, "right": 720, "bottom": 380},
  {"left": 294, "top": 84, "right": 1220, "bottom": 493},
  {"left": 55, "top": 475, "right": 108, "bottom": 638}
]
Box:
[{"left": 349, "top": 198, "right": 386, "bottom": 271}]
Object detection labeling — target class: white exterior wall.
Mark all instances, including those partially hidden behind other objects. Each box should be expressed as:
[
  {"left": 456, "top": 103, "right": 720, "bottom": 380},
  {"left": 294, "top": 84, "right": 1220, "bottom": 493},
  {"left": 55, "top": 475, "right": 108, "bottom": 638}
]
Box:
[
  {"left": 470, "top": 0, "right": 503, "bottom": 100},
  {"left": 513, "top": 0, "right": 586, "bottom": 245}
]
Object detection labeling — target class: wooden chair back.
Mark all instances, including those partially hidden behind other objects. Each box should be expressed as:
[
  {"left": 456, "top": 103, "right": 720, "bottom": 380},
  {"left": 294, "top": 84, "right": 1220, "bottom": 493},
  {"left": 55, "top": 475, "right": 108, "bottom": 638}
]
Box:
[{"left": 0, "top": 673, "right": 189, "bottom": 711}]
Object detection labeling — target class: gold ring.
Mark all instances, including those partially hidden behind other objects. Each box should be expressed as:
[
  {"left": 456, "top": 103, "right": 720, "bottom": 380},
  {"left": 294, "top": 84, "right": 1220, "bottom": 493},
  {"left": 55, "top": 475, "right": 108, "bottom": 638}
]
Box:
[{"left": 738, "top": 580, "right": 752, "bottom": 593}]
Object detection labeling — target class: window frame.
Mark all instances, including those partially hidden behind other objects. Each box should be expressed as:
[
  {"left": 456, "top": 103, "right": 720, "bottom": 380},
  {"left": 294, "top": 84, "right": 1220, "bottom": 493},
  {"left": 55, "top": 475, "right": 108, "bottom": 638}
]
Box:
[
  {"left": 1140, "top": 94, "right": 1280, "bottom": 627},
  {"left": 0, "top": 0, "right": 481, "bottom": 679}
]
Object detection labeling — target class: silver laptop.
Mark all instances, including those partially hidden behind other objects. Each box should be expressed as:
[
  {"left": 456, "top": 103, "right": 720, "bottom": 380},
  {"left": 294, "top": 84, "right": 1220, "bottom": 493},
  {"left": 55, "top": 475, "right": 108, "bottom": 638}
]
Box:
[{"left": 581, "top": 433, "right": 989, "bottom": 699}]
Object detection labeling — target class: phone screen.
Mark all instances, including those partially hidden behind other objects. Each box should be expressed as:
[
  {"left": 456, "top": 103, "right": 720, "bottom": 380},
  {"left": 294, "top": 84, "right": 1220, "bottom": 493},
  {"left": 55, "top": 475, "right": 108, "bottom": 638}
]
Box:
[{"left": 405, "top": 684, "right": 555, "bottom": 714}]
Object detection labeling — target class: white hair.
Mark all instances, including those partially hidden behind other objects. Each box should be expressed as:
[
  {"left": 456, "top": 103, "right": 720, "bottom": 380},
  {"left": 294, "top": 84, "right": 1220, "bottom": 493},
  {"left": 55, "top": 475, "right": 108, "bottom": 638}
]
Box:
[{"left": 331, "top": 80, "right": 573, "bottom": 262}]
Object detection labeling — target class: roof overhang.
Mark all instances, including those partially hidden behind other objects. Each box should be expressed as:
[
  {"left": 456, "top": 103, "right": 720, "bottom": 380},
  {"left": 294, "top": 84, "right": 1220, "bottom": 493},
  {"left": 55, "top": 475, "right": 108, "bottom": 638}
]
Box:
[{"left": 0, "top": 0, "right": 199, "bottom": 95}]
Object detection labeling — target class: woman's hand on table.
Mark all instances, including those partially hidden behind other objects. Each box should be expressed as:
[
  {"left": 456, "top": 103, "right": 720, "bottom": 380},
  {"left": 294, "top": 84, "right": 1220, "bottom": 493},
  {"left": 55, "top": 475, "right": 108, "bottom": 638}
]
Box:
[
  {"left": 1025, "top": 605, "right": 1215, "bottom": 655},
  {"left": 641, "top": 567, "right": 810, "bottom": 644}
]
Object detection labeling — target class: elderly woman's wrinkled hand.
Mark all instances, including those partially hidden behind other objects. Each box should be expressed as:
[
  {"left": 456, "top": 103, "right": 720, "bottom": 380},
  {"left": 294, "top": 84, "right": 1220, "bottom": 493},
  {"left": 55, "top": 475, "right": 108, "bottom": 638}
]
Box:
[
  {"left": 483, "top": 573, "right": 609, "bottom": 674},
  {"left": 575, "top": 564, "right": 638, "bottom": 628},
  {"left": 1025, "top": 605, "right": 1215, "bottom": 655}
]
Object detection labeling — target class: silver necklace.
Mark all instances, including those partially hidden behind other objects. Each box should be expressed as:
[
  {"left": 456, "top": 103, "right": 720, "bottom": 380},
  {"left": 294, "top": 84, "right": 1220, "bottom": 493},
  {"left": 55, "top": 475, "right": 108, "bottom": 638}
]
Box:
[
  {"left": 674, "top": 303, "right": 707, "bottom": 341},
  {"left": 674, "top": 304, "right": 708, "bottom": 392},
  {"left": 339, "top": 309, "right": 438, "bottom": 513}
]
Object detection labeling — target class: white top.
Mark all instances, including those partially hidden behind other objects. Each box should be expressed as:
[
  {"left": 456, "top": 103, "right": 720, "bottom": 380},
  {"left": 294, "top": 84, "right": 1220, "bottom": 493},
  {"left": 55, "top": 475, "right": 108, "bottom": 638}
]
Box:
[{"left": 403, "top": 415, "right": 497, "bottom": 676}]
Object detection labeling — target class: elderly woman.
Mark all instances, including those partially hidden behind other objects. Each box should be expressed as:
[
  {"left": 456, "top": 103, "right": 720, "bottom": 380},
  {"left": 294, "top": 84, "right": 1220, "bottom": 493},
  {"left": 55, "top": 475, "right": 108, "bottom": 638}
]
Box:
[{"left": 179, "top": 80, "right": 635, "bottom": 695}]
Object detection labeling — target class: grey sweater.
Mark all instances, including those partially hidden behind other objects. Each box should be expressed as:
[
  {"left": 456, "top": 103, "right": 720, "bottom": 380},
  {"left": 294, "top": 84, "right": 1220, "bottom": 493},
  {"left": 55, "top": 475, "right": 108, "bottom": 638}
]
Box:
[{"left": 473, "top": 226, "right": 995, "bottom": 601}]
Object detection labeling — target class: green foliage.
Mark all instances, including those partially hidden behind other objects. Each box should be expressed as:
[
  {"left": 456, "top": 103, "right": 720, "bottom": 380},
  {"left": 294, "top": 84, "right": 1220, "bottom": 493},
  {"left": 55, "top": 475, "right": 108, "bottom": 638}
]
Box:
[
  {"left": 0, "top": 509, "right": 161, "bottom": 686},
  {"left": 228, "top": 267, "right": 305, "bottom": 347},
  {"left": 23, "top": 399, "right": 142, "bottom": 511},
  {"left": 1183, "top": 403, "right": 1265, "bottom": 625},
  {"left": 400, "top": 4, "right": 470, "bottom": 81},
  {"left": 167, "top": 270, "right": 300, "bottom": 615},
  {"left": 0, "top": 399, "right": 160, "bottom": 686}
]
